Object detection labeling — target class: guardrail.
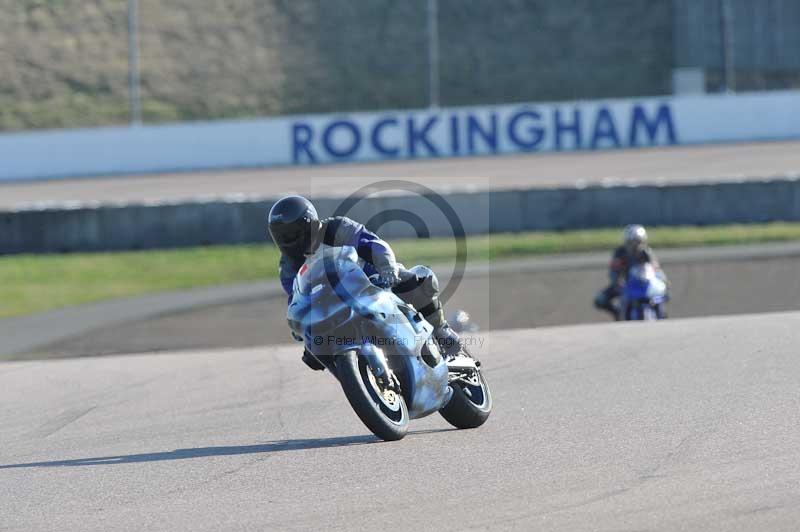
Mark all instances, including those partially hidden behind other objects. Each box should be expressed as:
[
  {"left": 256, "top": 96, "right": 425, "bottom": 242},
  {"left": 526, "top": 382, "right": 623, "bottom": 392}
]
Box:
[{"left": 3, "top": 177, "right": 800, "bottom": 254}]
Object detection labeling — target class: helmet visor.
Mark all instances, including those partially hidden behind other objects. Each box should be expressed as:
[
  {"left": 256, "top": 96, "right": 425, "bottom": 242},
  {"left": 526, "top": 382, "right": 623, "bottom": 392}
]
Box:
[
  {"left": 269, "top": 219, "right": 322, "bottom": 256},
  {"left": 626, "top": 239, "right": 645, "bottom": 255},
  {"left": 269, "top": 223, "right": 305, "bottom": 251}
]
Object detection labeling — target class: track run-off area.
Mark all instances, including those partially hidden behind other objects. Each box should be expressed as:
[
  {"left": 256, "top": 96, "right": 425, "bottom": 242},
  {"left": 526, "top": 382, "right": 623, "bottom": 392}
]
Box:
[
  {"left": 2, "top": 312, "right": 800, "bottom": 531},
  {"left": 13, "top": 243, "right": 800, "bottom": 359},
  {"left": 2, "top": 140, "right": 800, "bottom": 209}
]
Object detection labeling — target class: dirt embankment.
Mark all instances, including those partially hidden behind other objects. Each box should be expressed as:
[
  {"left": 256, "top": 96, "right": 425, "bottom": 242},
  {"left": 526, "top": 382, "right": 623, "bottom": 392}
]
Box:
[{"left": 1, "top": 0, "right": 671, "bottom": 131}]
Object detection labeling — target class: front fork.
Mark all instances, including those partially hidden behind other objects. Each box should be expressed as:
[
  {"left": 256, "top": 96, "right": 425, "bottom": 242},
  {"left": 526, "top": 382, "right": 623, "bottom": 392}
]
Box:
[{"left": 360, "top": 343, "right": 401, "bottom": 391}]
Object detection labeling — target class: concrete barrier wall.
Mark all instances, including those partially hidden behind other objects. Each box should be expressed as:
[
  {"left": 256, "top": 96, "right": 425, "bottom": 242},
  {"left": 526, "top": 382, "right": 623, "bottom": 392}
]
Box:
[
  {"left": 2, "top": 178, "right": 800, "bottom": 254},
  {"left": 2, "top": 90, "right": 800, "bottom": 182}
]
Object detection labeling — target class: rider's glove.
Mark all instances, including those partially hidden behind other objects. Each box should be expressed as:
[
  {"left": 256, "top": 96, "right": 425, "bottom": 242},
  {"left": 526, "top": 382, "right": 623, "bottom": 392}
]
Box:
[
  {"left": 376, "top": 264, "right": 401, "bottom": 289},
  {"left": 291, "top": 331, "right": 303, "bottom": 343}
]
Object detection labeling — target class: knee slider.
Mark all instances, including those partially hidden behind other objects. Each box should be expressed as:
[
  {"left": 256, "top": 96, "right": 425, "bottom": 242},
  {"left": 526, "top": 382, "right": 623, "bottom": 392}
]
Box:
[{"left": 594, "top": 292, "right": 609, "bottom": 308}]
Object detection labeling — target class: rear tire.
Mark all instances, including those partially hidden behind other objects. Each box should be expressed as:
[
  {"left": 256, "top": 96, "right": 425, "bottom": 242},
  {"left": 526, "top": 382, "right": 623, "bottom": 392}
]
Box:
[
  {"left": 439, "top": 371, "right": 492, "bottom": 429},
  {"left": 337, "top": 351, "right": 408, "bottom": 441}
]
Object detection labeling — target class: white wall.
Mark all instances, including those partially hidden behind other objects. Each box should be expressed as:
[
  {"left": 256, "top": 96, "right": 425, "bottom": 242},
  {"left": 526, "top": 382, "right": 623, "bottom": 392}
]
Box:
[{"left": 1, "top": 91, "right": 799, "bottom": 182}]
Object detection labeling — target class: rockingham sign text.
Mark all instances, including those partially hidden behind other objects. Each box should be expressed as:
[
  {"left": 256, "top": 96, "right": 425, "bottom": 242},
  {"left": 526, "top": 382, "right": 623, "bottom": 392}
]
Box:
[{"left": 290, "top": 101, "right": 677, "bottom": 164}]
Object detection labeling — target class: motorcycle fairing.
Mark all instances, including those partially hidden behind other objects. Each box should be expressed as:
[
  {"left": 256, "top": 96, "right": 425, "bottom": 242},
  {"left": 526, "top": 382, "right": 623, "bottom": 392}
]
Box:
[{"left": 287, "top": 245, "right": 451, "bottom": 418}]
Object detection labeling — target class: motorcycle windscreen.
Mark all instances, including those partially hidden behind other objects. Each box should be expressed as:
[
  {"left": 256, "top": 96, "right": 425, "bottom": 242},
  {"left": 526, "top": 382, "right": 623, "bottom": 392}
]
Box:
[{"left": 294, "top": 245, "right": 361, "bottom": 296}]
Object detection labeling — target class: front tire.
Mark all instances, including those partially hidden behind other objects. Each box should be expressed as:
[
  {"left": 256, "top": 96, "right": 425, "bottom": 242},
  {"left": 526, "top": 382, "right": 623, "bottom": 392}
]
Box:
[
  {"left": 337, "top": 351, "right": 409, "bottom": 441},
  {"left": 440, "top": 371, "right": 492, "bottom": 429}
]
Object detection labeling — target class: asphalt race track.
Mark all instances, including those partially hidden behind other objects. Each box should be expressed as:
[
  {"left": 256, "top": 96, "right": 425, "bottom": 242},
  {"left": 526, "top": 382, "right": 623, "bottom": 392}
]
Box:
[
  {"left": 2, "top": 140, "right": 800, "bottom": 208},
  {"left": 4, "top": 140, "right": 800, "bottom": 530},
  {"left": 3, "top": 312, "right": 800, "bottom": 531}
]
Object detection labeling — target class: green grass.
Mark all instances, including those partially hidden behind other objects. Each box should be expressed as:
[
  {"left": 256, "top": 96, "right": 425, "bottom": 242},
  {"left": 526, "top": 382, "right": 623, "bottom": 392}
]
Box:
[{"left": 3, "top": 222, "right": 800, "bottom": 319}]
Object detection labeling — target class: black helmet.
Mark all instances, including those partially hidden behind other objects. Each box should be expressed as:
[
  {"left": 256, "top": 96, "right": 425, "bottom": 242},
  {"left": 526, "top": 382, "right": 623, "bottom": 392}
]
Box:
[{"left": 267, "top": 195, "right": 322, "bottom": 257}]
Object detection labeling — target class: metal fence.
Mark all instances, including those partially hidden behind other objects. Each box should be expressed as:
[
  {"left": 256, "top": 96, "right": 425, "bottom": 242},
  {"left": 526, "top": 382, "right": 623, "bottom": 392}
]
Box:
[
  {"left": 674, "top": 0, "right": 800, "bottom": 92},
  {"left": 1, "top": 0, "right": 799, "bottom": 131}
]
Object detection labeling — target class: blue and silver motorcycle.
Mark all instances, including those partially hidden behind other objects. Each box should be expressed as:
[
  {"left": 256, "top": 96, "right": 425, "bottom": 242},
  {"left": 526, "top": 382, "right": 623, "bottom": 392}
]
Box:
[
  {"left": 287, "top": 246, "right": 492, "bottom": 441},
  {"left": 621, "top": 263, "right": 669, "bottom": 321}
]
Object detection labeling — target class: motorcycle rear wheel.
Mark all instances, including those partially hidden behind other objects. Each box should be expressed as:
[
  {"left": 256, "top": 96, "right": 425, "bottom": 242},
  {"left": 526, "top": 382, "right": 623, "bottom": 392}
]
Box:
[
  {"left": 439, "top": 370, "right": 493, "bottom": 429},
  {"left": 337, "top": 350, "right": 409, "bottom": 441}
]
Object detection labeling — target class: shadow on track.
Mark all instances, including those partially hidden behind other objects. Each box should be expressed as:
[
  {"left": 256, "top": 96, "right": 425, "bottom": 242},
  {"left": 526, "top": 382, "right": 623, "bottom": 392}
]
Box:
[{"left": 0, "top": 429, "right": 454, "bottom": 469}]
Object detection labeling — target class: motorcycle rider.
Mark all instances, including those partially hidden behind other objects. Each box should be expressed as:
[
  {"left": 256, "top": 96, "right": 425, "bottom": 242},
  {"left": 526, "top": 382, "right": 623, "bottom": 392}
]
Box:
[
  {"left": 593, "top": 224, "right": 667, "bottom": 319},
  {"left": 267, "top": 195, "right": 462, "bottom": 370}
]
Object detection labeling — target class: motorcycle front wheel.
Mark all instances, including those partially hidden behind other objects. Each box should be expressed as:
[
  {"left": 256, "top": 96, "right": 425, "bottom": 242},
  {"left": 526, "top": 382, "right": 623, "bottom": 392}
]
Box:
[{"left": 337, "top": 350, "right": 409, "bottom": 441}]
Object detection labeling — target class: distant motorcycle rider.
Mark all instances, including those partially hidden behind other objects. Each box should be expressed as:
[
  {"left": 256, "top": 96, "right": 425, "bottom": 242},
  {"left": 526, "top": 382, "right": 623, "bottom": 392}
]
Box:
[
  {"left": 594, "top": 224, "right": 667, "bottom": 319},
  {"left": 267, "top": 195, "right": 462, "bottom": 370}
]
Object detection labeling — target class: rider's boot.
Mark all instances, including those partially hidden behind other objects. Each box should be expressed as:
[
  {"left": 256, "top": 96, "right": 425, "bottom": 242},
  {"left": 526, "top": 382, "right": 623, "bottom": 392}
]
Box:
[
  {"left": 598, "top": 300, "right": 620, "bottom": 320},
  {"left": 423, "top": 303, "right": 462, "bottom": 359},
  {"left": 594, "top": 289, "right": 620, "bottom": 321}
]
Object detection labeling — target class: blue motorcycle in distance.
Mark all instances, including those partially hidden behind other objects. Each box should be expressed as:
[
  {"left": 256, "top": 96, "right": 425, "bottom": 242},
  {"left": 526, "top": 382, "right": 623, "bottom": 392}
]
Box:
[
  {"left": 621, "top": 263, "right": 669, "bottom": 321},
  {"left": 287, "top": 246, "right": 492, "bottom": 441}
]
